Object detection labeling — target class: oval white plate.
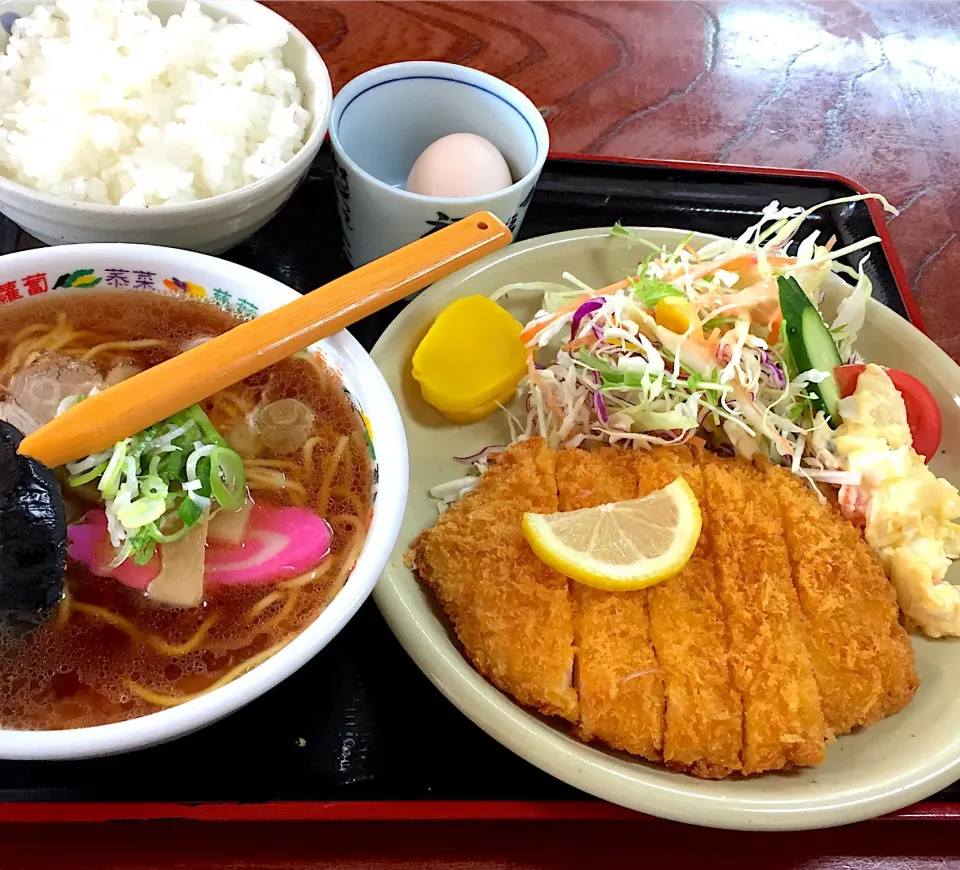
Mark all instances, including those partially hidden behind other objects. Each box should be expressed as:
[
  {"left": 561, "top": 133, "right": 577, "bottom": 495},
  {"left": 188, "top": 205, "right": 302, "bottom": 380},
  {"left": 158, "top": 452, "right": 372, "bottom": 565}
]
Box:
[{"left": 371, "top": 227, "right": 960, "bottom": 831}]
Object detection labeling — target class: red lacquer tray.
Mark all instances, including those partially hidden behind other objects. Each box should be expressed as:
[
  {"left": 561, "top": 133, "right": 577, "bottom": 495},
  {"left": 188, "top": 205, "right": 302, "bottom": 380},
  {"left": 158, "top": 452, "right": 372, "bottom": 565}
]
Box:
[{"left": 0, "top": 153, "right": 941, "bottom": 832}]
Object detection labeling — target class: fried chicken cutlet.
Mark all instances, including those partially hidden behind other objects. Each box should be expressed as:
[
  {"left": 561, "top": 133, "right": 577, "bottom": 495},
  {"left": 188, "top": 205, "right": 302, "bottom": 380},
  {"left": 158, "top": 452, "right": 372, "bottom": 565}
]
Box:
[
  {"left": 407, "top": 438, "right": 579, "bottom": 721},
  {"left": 634, "top": 448, "right": 744, "bottom": 778},
  {"left": 555, "top": 447, "right": 664, "bottom": 760},
  {"left": 407, "top": 440, "right": 918, "bottom": 778},
  {"left": 768, "top": 466, "right": 918, "bottom": 735},
  {"left": 699, "top": 452, "right": 827, "bottom": 773}
]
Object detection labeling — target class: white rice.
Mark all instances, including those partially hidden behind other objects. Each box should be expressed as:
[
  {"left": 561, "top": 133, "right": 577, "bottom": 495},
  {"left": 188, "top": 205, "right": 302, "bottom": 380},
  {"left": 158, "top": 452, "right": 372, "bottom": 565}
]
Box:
[{"left": 0, "top": 0, "right": 312, "bottom": 206}]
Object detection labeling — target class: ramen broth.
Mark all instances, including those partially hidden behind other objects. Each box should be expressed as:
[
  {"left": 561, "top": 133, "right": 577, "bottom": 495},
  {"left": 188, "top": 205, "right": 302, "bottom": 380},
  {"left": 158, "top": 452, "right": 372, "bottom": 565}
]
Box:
[{"left": 0, "top": 289, "right": 372, "bottom": 729}]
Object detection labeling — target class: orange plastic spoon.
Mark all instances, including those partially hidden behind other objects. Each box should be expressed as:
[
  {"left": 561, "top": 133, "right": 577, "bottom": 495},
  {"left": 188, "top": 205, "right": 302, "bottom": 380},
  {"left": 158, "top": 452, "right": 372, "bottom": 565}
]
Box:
[{"left": 19, "top": 212, "right": 511, "bottom": 468}]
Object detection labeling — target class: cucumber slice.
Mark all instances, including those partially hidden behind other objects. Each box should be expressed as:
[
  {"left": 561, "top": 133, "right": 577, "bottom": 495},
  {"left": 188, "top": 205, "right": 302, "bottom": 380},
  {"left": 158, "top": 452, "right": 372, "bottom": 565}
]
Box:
[{"left": 777, "top": 276, "right": 843, "bottom": 423}]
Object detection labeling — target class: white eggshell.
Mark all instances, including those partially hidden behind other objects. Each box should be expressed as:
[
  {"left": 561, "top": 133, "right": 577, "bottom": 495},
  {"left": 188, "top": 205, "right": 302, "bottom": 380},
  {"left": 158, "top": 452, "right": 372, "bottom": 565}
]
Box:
[{"left": 406, "top": 133, "right": 513, "bottom": 198}]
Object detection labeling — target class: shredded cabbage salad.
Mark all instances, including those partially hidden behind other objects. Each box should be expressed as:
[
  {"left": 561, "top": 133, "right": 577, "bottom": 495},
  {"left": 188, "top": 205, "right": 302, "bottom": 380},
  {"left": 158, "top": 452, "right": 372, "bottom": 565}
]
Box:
[{"left": 489, "top": 195, "right": 897, "bottom": 495}]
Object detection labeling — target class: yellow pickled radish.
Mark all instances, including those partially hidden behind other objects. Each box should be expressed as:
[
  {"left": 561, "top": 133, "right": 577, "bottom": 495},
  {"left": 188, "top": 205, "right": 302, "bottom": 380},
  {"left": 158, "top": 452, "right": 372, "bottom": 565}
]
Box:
[
  {"left": 412, "top": 295, "right": 527, "bottom": 423},
  {"left": 655, "top": 296, "right": 703, "bottom": 339}
]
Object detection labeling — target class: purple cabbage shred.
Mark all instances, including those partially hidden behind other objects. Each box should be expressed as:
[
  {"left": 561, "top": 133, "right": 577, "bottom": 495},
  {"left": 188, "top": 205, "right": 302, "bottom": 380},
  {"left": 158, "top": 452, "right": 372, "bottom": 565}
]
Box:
[
  {"left": 594, "top": 391, "right": 609, "bottom": 423},
  {"left": 570, "top": 297, "right": 605, "bottom": 338}
]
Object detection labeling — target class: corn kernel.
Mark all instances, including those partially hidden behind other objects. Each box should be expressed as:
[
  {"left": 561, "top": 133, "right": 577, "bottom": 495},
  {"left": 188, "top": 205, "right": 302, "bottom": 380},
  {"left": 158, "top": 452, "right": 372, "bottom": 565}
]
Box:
[{"left": 655, "top": 297, "right": 702, "bottom": 338}]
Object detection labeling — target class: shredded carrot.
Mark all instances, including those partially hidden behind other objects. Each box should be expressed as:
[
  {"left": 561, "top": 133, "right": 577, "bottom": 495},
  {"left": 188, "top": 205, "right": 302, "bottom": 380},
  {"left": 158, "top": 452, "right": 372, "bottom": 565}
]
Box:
[
  {"left": 702, "top": 330, "right": 721, "bottom": 358},
  {"left": 663, "top": 253, "right": 747, "bottom": 283},
  {"left": 561, "top": 335, "right": 597, "bottom": 353},
  {"left": 663, "top": 252, "right": 795, "bottom": 285},
  {"left": 593, "top": 277, "right": 634, "bottom": 296},
  {"left": 767, "top": 310, "right": 783, "bottom": 346},
  {"left": 683, "top": 243, "right": 701, "bottom": 263},
  {"left": 518, "top": 294, "right": 592, "bottom": 345},
  {"left": 518, "top": 277, "right": 638, "bottom": 346},
  {"left": 759, "top": 254, "right": 795, "bottom": 266}
]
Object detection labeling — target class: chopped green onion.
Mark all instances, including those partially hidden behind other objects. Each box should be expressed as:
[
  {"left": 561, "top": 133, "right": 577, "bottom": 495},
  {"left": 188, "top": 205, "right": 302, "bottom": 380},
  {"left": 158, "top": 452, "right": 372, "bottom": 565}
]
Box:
[
  {"left": 186, "top": 443, "right": 216, "bottom": 482},
  {"left": 62, "top": 400, "right": 235, "bottom": 570},
  {"left": 209, "top": 447, "right": 246, "bottom": 511},
  {"left": 117, "top": 496, "right": 167, "bottom": 529},
  {"left": 98, "top": 439, "right": 129, "bottom": 498},
  {"left": 131, "top": 423, "right": 164, "bottom": 459},
  {"left": 140, "top": 475, "right": 168, "bottom": 500},
  {"left": 121, "top": 456, "right": 139, "bottom": 498},
  {"left": 106, "top": 538, "right": 134, "bottom": 570},
  {"left": 146, "top": 418, "right": 196, "bottom": 453},
  {"left": 195, "top": 456, "right": 213, "bottom": 498},
  {"left": 69, "top": 461, "right": 108, "bottom": 488},
  {"left": 134, "top": 539, "right": 157, "bottom": 567},
  {"left": 178, "top": 496, "right": 203, "bottom": 528},
  {"left": 189, "top": 493, "right": 212, "bottom": 513},
  {"left": 67, "top": 448, "right": 112, "bottom": 476},
  {"left": 146, "top": 519, "right": 192, "bottom": 545},
  {"left": 155, "top": 450, "right": 185, "bottom": 483},
  {"left": 186, "top": 405, "right": 227, "bottom": 448},
  {"left": 128, "top": 526, "right": 158, "bottom": 566}
]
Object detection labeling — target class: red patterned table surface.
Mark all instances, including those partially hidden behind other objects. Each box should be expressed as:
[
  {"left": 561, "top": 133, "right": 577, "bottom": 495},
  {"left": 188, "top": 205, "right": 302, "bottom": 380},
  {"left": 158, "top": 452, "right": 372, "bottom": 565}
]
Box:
[
  {"left": 266, "top": 0, "right": 960, "bottom": 359},
  {"left": 9, "top": 3, "right": 940, "bottom": 864}
]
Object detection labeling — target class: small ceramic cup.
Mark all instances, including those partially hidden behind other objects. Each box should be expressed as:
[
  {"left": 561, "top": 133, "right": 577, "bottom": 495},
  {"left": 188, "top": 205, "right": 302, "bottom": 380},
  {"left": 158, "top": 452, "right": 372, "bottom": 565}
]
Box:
[{"left": 329, "top": 61, "right": 549, "bottom": 267}]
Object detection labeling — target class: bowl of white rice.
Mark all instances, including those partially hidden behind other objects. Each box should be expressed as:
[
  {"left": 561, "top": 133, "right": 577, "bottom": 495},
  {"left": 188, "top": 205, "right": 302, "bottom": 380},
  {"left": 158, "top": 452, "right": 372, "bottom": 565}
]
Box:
[{"left": 0, "top": 0, "right": 332, "bottom": 253}]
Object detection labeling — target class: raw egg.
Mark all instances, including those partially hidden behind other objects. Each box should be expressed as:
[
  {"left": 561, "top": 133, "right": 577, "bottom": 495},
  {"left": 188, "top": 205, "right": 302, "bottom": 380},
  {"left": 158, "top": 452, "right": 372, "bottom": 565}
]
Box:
[{"left": 406, "top": 133, "right": 513, "bottom": 198}]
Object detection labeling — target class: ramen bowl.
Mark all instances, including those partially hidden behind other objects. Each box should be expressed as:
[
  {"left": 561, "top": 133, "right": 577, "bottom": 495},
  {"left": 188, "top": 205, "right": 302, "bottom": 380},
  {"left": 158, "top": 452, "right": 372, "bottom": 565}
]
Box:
[{"left": 0, "top": 243, "right": 407, "bottom": 759}]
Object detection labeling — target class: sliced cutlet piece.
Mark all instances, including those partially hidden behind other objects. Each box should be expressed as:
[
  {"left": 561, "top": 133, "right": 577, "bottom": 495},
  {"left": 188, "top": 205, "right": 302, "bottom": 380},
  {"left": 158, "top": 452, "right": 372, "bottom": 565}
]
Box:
[
  {"left": 555, "top": 447, "right": 664, "bottom": 761},
  {"left": 698, "top": 452, "right": 826, "bottom": 773},
  {"left": 408, "top": 438, "right": 578, "bottom": 721},
  {"left": 634, "top": 447, "right": 743, "bottom": 779},
  {"left": 768, "top": 465, "right": 918, "bottom": 735}
]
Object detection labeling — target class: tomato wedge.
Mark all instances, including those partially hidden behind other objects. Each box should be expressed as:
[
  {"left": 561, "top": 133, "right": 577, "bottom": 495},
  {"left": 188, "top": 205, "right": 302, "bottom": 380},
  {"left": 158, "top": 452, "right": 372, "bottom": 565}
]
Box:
[{"left": 834, "top": 364, "right": 942, "bottom": 462}]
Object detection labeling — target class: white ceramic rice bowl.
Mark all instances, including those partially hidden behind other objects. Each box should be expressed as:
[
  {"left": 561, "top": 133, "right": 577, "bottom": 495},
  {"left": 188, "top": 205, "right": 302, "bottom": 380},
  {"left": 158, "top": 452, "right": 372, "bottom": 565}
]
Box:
[
  {"left": 0, "top": 243, "right": 408, "bottom": 759},
  {"left": 0, "top": 0, "right": 332, "bottom": 254}
]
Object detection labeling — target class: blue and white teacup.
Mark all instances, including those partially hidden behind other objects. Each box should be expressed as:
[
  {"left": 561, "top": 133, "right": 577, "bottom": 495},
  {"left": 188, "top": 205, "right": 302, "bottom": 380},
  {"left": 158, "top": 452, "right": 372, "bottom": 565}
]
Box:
[{"left": 329, "top": 61, "right": 549, "bottom": 268}]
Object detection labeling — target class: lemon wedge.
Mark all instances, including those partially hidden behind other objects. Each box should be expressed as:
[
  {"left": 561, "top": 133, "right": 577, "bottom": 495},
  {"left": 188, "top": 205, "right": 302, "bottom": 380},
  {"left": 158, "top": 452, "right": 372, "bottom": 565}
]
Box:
[{"left": 521, "top": 478, "right": 702, "bottom": 591}]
